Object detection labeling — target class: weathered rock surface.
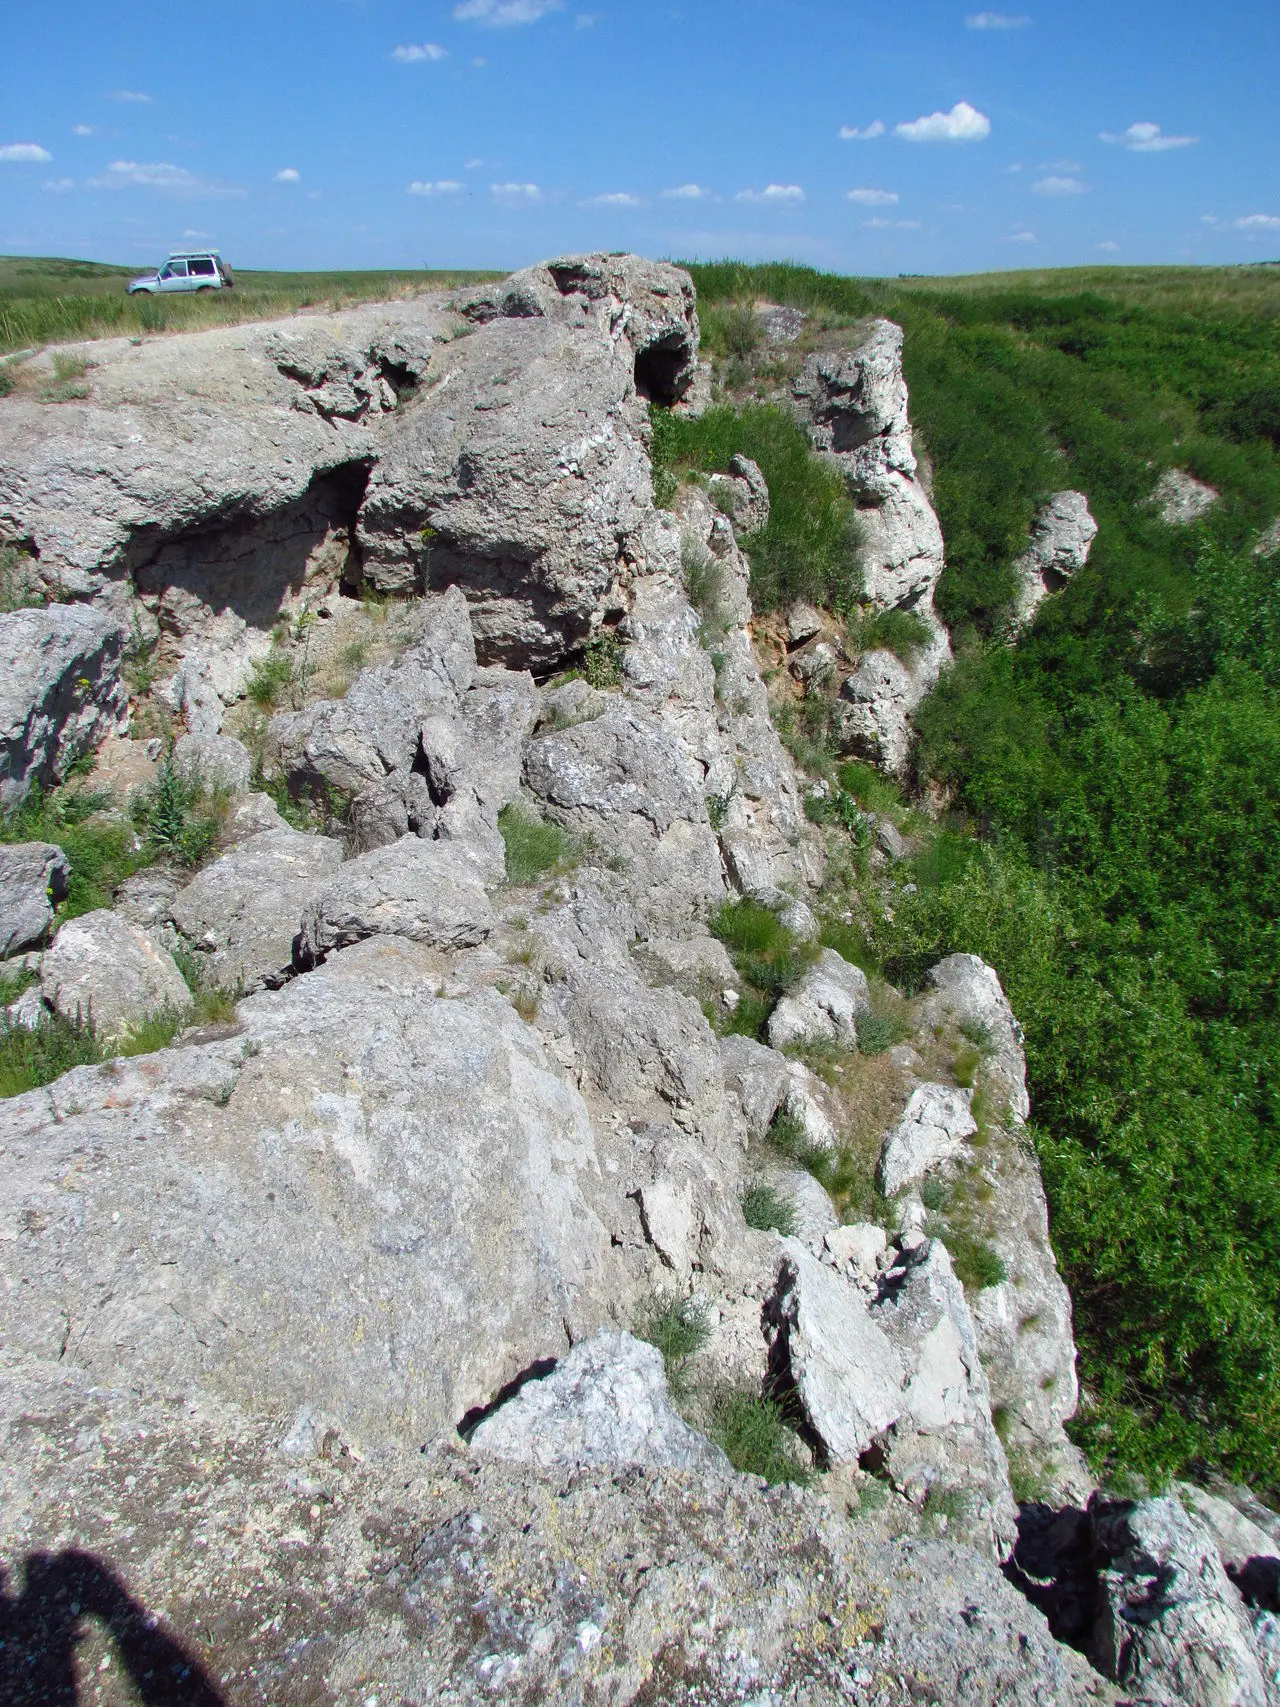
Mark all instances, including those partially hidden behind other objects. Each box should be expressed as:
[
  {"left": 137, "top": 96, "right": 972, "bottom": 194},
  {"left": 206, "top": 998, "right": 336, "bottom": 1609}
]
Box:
[
  {"left": 170, "top": 730, "right": 253, "bottom": 793},
  {"left": 835, "top": 646, "right": 920, "bottom": 775},
  {"left": 39, "top": 908, "right": 191, "bottom": 1040},
  {"left": 169, "top": 824, "right": 344, "bottom": 990},
  {"left": 0, "top": 840, "right": 69, "bottom": 956},
  {"left": 707, "top": 452, "right": 771, "bottom": 535},
  {"left": 766, "top": 947, "right": 871, "bottom": 1051},
  {"left": 470, "top": 1328, "right": 729, "bottom": 1471},
  {"left": 0, "top": 605, "right": 129, "bottom": 807},
  {"left": 1012, "top": 490, "right": 1098, "bottom": 629},
  {"left": 3, "top": 937, "right": 619, "bottom": 1454},
  {"left": 1155, "top": 466, "right": 1220, "bottom": 525},
  {"left": 300, "top": 834, "right": 496, "bottom": 960},
  {"left": 878, "top": 1083, "right": 978, "bottom": 1197}
]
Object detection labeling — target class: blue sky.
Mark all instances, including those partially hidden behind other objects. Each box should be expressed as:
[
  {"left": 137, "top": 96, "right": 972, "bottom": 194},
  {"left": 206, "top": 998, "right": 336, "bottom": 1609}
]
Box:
[{"left": 3, "top": 0, "right": 1277, "bottom": 275}]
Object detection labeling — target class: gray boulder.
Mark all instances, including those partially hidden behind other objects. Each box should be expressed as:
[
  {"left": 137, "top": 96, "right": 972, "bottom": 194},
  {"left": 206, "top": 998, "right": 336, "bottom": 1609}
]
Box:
[
  {"left": 299, "top": 834, "right": 496, "bottom": 961},
  {"left": 40, "top": 908, "right": 191, "bottom": 1042},
  {"left": 878, "top": 1083, "right": 978, "bottom": 1197},
  {"left": 707, "top": 453, "right": 770, "bottom": 535},
  {"left": 766, "top": 948, "right": 871, "bottom": 1052},
  {"left": 1093, "top": 1495, "right": 1273, "bottom": 1706},
  {"left": 1, "top": 940, "right": 618, "bottom": 1454},
  {"left": 1011, "top": 490, "right": 1098, "bottom": 629},
  {"left": 170, "top": 730, "right": 253, "bottom": 794},
  {"left": 836, "top": 647, "right": 919, "bottom": 775},
  {"left": 0, "top": 841, "right": 69, "bottom": 956},
  {"left": 469, "top": 1329, "right": 728, "bottom": 1471},
  {"left": 0, "top": 604, "right": 129, "bottom": 807},
  {"left": 169, "top": 824, "right": 344, "bottom": 990},
  {"left": 1155, "top": 466, "right": 1220, "bottom": 525},
  {"left": 718, "top": 1031, "right": 791, "bottom": 1138}
]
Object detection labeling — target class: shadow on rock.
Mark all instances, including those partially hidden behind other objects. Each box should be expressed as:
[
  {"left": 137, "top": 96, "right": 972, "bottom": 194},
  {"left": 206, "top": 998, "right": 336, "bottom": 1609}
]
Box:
[{"left": 0, "top": 1550, "right": 224, "bottom": 1706}]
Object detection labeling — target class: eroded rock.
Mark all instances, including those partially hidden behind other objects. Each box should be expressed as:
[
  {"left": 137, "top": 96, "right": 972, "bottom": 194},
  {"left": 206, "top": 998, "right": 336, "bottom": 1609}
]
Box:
[
  {"left": 300, "top": 834, "right": 496, "bottom": 961},
  {"left": 1012, "top": 491, "right": 1098, "bottom": 629},
  {"left": 0, "top": 841, "right": 69, "bottom": 956},
  {"left": 0, "top": 605, "right": 128, "bottom": 807},
  {"left": 39, "top": 909, "right": 190, "bottom": 1041}
]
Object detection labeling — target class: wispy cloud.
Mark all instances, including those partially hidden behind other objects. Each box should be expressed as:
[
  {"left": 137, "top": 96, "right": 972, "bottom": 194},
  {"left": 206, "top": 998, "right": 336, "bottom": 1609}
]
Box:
[
  {"left": 575, "top": 10, "right": 601, "bottom": 24},
  {"left": 409, "top": 179, "right": 464, "bottom": 196},
  {"left": 183, "top": 228, "right": 213, "bottom": 239},
  {"left": 1, "top": 143, "right": 53, "bottom": 163},
  {"left": 839, "top": 121, "right": 885, "bottom": 140},
  {"left": 1033, "top": 175, "right": 1087, "bottom": 196},
  {"left": 491, "top": 181, "right": 544, "bottom": 203},
  {"left": 966, "top": 11, "right": 1030, "bottom": 26},
  {"left": 107, "top": 89, "right": 153, "bottom": 104},
  {"left": 736, "top": 183, "right": 805, "bottom": 204},
  {"left": 392, "top": 42, "right": 448, "bottom": 61},
  {"left": 274, "top": 167, "right": 301, "bottom": 183},
  {"left": 88, "top": 160, "right": 246, "bottom": 198},
  {"left": 582, "top": 191, "right": 643, "bottom": 207},
  {"left": 464, "top": 158, "right": 484, "bottom": 170},
  {"left": 1234, "top": 213, "right": 1280, "bottom": 232},
  {"left": 847, "top": 188, "right": 898, "bottom": 206},
  {"left": 863, "top": 217, "right": 922, "bottom": 230},
  {"left": 454, "top": 0, "right": 563, "bottom": 24},
  {"left": 897, "top": 101, "right": 990, "bottom": 143},
  {"left": 71, "top": 124, "right": 98, "bottom": 137},
  {"left": 1004, "top": 228, "right": 1037, "bottom": 244},
  {"left": 1101, "top": 121, "right": 1197, "bottom": 152},
  {"left": 42, "top": 178, "right": 75, "bottom": 194},
  {"left": 662, "top": 183, "right": 711, "bottom": 200},
  {"left": 1097, "top": 240, "right": 1120, "bottom": 252}
]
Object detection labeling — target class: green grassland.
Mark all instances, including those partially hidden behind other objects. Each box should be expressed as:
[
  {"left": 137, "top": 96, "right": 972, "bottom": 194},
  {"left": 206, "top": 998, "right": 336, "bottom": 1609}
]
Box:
[
  {"left": 0, "top": 254, "right": 503, "bottom": 355},
  {"left": 679, "top": 259, "right": 1280, "bottom": 1497}
]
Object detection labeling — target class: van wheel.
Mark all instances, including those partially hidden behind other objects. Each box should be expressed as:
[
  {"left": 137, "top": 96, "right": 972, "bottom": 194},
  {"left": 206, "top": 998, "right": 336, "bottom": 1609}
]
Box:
[{"left": 197, "top": 285, "right": 214, "bottom": 293}]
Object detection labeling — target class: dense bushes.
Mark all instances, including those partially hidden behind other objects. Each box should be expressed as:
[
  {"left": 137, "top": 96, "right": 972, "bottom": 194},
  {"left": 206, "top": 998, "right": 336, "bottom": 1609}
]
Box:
[{"left": 688, "top": 260, "right": 1280, "bottom": 1495}]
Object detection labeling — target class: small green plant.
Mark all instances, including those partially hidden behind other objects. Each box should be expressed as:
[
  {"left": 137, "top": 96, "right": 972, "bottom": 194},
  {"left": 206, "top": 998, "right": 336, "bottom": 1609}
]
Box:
[
  {"left": 767, "top": 1105, "right": 832, "bottom": 1182},
  {"left": 0, "top": 545, "right": 47, "bottom": 612},
  {"left": 246, "top": 647, "right": 294, "bottom": 710},
  {"left": 341, "top": 638, "right": 371, "bottom": 674},
  {"left": 856, "top": 1012, "right": 908, "bottom": 1055},
  {"left": 635, "top": 1294, "right": 710, "bottom": 1395},
  {"left": 0, "top": 361, "right": 17, "bottom": 398},
  {"left": 944, "top": 1226, "right": 1008, "bottom": 1292},
  {"left": 134, "top": 763, "right": 222, "bottom": 869},
  {"left": 952, "top": 1042, "right": 983, "bottom": 1089},
  {"left": 582, "top": 633, "right": 624, "bottom": 689},
  {"left": 922, "top": 1484, "right": 970, "bottom": 1531},
  {"left": 719, "top": 302, "right": 761, "bottom": 359},
  {"left": 741, "top": 1181, "right": 798, "bottom": 1236},
  {"left": 652, "top": 466, "right": 679, "bottom": 511},
  {"left": 920, "top": 1177, "right": 950, "bottom": 1213},
  {"left": 1, "top": 780, "right": 154, "bottom": 918},
  {"left": 681, "top": 536, "right": 728, "bottom": 637},
  {"left": 0, "top": 1008, "right": 101, "bottom": 1098},
  {"left": 39, "top": 352, "right": 91, "bottom": 403},
  {"left": 710, "top": 898, "right": 818, "bottom": 999},
  {"left": 853, "top": 605, "right": 934, "bottom": 664},
  {"left": 498, "top": 804, "right": 577, "bottom": 886},
  {"left": 958, "top": 1017, "right": 995, "bottom": 1053},
  {"left": 709, "top": 1389, "right": 810, "bottom": 1486}
]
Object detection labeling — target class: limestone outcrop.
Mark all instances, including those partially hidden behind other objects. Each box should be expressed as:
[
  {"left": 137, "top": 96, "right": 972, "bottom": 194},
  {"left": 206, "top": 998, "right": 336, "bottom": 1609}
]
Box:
[
  {"left": 0, "top": 604, "right": 129, "bottom": 807},
  {"left": 1011, "top": 490, "right": 1098, "bottom": 629}
]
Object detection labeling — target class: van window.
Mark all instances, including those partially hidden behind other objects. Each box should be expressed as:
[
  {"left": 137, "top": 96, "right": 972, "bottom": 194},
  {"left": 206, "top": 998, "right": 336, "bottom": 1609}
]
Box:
[
  {"left": 189, "top": 257, "right": 216, "bottom": 276},
  {"left": 162, "top": 260, "right": 189, "bottom": 278}
]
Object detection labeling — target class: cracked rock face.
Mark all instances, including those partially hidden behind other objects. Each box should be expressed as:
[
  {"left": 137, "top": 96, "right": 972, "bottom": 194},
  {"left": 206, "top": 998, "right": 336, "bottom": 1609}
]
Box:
[
  {"left": 0, "top": 605, "right": 129, "bottom": 809},
  {"left": 0, "top": 841, "right": 69, "bottom": 956}
]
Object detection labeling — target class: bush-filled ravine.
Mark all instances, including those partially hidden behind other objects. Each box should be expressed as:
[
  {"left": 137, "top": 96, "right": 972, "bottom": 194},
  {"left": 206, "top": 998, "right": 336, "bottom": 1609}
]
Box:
[{"left": 685, "top": 260, "right": 1280, "bottom": 1497}]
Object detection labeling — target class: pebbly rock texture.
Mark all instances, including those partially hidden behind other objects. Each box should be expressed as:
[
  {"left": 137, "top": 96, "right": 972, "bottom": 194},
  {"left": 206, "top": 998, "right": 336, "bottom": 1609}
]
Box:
[
  {"left": 39, "top": 908, "right": 191, "bottom": 1041},
  {"left": 766, "top": 946, "right": 871, "bottom": 1052},
  {"left": 2, "top": 937, "right": 619, "bottom": 1455},
  {"left": 0, "top": 604, "right": 129, "bottom": 808},
  {"left": 299, "top": 833, "right": 496, "bottom": 960},
  {"left": 469, "top": 1329, "right": 729, "bottom": 1471},
  {"left": 794, "top": 319, "right": 951, "bottom": 774},
  {"left": 1155, "top": 466, "right": 1220, "bottom": 525},
  {"left": 0, "top": 840, "right": 69, "bottom": 956},
  {"left": 1011, "top": 490, "right": 1098, "bottom": 629},
  {"left": 169, "top": 823, "right": 345, "bottom": 991}
]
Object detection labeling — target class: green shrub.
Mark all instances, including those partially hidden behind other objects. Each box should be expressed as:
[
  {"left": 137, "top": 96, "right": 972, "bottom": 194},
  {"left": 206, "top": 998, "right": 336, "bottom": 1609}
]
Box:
[
  {"left": 246, "top": 648, "right": 294, "bottom": 710},
  {"left": 498, "top": 804, "right": 577, "bottom": 885},
  {"left": 854, "top": 605, "right": 935, "bottom": 663},
  {"left": 635, "top": 1295, "right": 710, "bottom": 1394},
  {"left": 39, "top": 352, "right": 91, "bottom": 403},
  {"left": 582, "top": 633, "right": 624, "bottom": 689},
  {"left": 856, "top": 1012, "right": 908, "bottom": 1055},
  {"left": 710, "top": 898, "right": 817, "bottom": 999},
  {"left": 650, "top": 404, "right": 863, "bottom": 613},
  {"left": 681, "top": 536, "right": 728, "bottom": 636},
  {"left": 133, "top": 763, "right": 222, "bottom": 869},
  {"left": 709, "top": 1390, "right": 810, "bottom": 1486},
  {"left": 0, "top": 780, "right": 153, "bottom": 918},
  {"left": 767, "top": 1105, "right": 832, "bottom": 1181},
  {"left": 0, "top": 1009, "right": 101, "bottom": 1098},
  {"left": 741, "top": 1182, "right": 797, "bottom": 1236},
  {"left": 943, "top": 1228, "right": 1008, "bottom": 1292}
]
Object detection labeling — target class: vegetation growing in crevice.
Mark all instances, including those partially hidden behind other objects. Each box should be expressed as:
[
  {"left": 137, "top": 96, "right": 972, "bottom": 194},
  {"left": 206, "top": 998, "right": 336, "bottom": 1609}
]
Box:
[{"left": 498, "top": 803, "right": 578, "bottom": 886}]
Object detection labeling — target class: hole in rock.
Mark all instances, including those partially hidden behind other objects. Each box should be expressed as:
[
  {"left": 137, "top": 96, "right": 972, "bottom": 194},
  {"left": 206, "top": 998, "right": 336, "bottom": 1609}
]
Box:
[
  {"left": 455, "top": 1357, "right": 559, "bottom": 1442},
  {"left": 634, "top": 334, "right": 693, "bottom": 408}
]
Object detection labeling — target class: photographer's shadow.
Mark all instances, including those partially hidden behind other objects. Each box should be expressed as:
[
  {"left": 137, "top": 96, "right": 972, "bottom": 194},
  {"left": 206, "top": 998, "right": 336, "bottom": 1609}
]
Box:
[{"left": 0, "top": 1550, "right": 224, "bottom": 1705}]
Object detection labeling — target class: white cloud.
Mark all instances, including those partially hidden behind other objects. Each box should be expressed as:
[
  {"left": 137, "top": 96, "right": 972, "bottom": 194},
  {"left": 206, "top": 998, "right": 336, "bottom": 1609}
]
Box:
[
  {"left": 662, "top": 183, "right": 710, "bottom": 200},
  {"left": 1033, "top": 175, "right": 1087, "bottom": 196},
  {"left": 0, "top": 143, "right": 52, "bottom": 163},
  {"left": 897, "top": 101, "right": 990, "bottom": 142},
  {"left": 89, "top": 160, "right": 246, "bottom": 198},
  {"left": 454, "top": 0, "right": 563, "bottom": 24},
  {"left": 839, "top": 121, "right": 885, "bottom": 140},
  {"left": 465, "top": 158, "right": 484, "bottom": 170},
  {"left": 491, "top": 181, "right": 544, "bottom": 203},
  {"left": 392, "top": 42, "right": 448, "bottom": 61},
  {"left": 583, "top": 191, "right": 643, "bottom": 207},
  {"left": 1097, "top": 240, "right": 1120, "bottom": 251},
  {"left": 735, "top": 184, "right": 805, "bottom": 204},
  {"left": 71, "top": 124, "right": 97, "bottom": 137},
  {"left": 575, "top": 10, "right": 602, "bottom": 24},
  {"left": 43, "top": 178, "right": 75, "bottom": 194},
  {"left": 863, "top": 217, "right": 922, "bottom": 230},
  {"left": 107, "top": 89, "right": 153, "bottom": 103},
  {"left": 847, "top": 188, "right": 898, "bottom": 205},
  {"left": 1235, "top": 213, "right": 1280, "bottom": 231},
  {"left": 1101, "top": 121, "right": 1197, "bottom": 152},
  {"left": 274, "top": 167, "right": 301, "bottom": 183},
  {"left": 1004, "top": 229, "right": 1037, "bottom": 244},
  {"left": 966, "top": 11, "right": 1030, "bottom": 26},
  {"left": 1042, "top": 157, "right": 1081, "bottom": 172},
  {"left": 409, "top": 179, "right": 464, "bottom": 196},
  {"left": 183, "top": 228, "right": 213, "bottom": 238}
]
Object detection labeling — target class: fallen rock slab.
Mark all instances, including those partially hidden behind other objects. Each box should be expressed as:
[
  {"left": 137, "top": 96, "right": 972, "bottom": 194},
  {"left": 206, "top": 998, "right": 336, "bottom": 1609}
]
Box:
[
  {"left": 470, "top": 1329, "right": 728, "bottom": 1471},
  {"left": 39, "top": 908, "right": 191, "bottom": 1041},
  {"left": 299, "top": 834, "right": 496, "bottom": 961},
  {"left": 0, "top": 841, "right": 69, "bottom": 957},
  {"left": 878, "top": 1083, "right": 978, "bottom": 1197},
  {"left": 766, "top": 948, "right": 870, "bottom": 1052}
]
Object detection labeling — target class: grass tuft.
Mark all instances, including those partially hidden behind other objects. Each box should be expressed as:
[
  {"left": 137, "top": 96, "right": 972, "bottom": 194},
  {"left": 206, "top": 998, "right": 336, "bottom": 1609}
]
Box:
[
  {"left": 708, "top": 1389, "right": 811, "bottom": 1486},
  {"left": 742, "top": 1181, "right": 798, "bottom": 1236},
  {"left": 635, "top": 1295, "right": 711, "bottom": 1396},
  {"left": 498, "top": 804, "right": 577, "bottom": 886}
]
